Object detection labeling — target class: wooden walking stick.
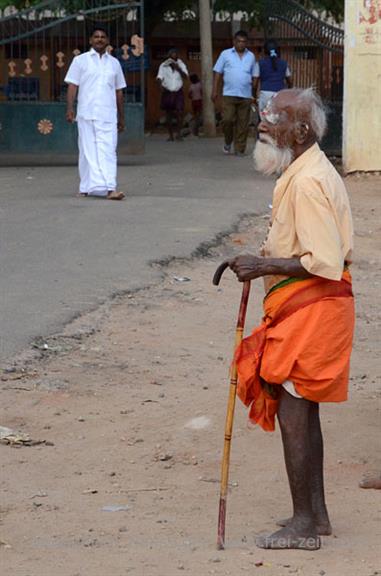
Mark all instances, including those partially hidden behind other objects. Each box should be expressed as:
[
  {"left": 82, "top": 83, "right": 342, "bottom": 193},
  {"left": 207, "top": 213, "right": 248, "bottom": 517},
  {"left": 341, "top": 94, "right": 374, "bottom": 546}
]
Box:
[{"left": 213, "top": 261, "right": 251, "bottom": 550}]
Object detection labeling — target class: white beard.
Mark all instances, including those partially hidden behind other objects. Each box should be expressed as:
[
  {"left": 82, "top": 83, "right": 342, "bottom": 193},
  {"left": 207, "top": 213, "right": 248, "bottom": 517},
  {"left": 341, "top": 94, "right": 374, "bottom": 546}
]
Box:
[{"left": 253, "top": 136, "right": 293, "bottom": 176}]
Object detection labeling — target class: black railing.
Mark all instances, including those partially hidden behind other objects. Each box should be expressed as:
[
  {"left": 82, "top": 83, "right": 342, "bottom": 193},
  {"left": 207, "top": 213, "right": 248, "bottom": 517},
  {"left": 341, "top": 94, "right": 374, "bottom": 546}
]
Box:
[
  {"left": 0, "top": 0, "right": 145, "bottom": 104},
  {"left": 263, "top": 0, "right": 344, "bottom": 53}
]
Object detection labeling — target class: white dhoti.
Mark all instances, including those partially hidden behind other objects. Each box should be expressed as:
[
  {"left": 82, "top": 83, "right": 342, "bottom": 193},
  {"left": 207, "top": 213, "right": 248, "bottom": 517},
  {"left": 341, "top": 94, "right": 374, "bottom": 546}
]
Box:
[{"left": 77, "top": 118, "right": 118, "bottom": 196}]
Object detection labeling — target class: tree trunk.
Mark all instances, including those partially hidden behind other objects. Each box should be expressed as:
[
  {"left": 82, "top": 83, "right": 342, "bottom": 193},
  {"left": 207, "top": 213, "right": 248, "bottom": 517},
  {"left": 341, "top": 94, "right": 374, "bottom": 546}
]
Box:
[{"left": 199, "top": 0, "right": 216, "bottom": 137}]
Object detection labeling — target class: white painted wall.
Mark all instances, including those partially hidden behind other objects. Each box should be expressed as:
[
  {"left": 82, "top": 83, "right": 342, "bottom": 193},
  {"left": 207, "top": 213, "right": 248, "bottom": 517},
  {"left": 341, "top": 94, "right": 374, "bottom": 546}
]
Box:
[{"left": 343, "top": 0, "right": 381, "bottom": 172}]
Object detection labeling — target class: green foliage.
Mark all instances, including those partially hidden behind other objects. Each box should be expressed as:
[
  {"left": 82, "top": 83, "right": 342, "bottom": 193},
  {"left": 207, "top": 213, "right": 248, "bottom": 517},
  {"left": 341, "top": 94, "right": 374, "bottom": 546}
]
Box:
[
  {"left": 212, "top": 0, "right": 343, "bottom": 24},
  {"left": 213, "top": 0, "right": 264, "bottom": 25},
  {"left": 144, "top": 0, "right": 195, "bottom": 36},
  {"left": 0, "top": 0, "right": 31, "bottom": 7},
  {"left": 0, "top": 0, "right": 79, "bottom": 8},
  {"left": 300, "top": 0, "right": 344, "bottom": 22},
  {"left": 0, "top": 0, "right": 344, "bottom": 24}
]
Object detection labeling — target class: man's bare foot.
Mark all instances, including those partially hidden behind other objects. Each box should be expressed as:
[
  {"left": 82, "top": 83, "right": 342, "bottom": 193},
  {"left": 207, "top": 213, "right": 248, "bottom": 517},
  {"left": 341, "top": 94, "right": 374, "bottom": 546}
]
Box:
[
  {"left": 276, "top": 516, "right": 332, "bottom": 536},
  {"left": 107, "top": 191, "right": 125, "bottom": 201},
  {"left": 256, "top": 525, "right": 321, "bottom": 550},
  {"left": 77, "top": 192, "right": 88, "bottom": 197},
  {"left": 359, "top": 474, "right": 381, "bottom": 489}
]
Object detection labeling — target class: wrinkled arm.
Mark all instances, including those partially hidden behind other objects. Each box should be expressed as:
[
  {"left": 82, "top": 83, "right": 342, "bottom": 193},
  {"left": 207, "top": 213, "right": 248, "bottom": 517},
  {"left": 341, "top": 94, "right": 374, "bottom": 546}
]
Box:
[{"left": 228, "top": 254, "right": 313, "bottom": 282}]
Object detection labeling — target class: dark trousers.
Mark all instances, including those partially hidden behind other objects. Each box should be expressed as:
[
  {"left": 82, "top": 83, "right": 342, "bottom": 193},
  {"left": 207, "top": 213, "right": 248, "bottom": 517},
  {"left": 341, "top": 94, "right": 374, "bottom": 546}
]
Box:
[{"left": 222, "top": 96, "right": 252, "bottom": 153}]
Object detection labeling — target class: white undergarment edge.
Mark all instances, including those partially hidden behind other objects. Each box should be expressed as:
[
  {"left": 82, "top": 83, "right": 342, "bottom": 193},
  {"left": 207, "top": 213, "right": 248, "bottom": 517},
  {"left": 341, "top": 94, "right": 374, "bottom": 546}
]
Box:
[{"left": 282, "top": 379, "right": 303, "bottom": 398}]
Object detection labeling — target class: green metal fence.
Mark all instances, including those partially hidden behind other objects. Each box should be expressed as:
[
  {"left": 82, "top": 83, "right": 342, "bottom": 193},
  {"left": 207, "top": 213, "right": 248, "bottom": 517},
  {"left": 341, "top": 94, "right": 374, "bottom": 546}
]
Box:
[{"left": 0, "top": 0, "right": 145, "bottom": 163}]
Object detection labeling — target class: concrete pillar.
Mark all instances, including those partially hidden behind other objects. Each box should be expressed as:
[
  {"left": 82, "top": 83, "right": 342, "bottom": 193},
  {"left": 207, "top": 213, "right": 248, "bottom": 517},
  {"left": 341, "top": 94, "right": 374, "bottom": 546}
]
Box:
[{"left": 343, "top": 0, "right": 381, "bottom": 172}]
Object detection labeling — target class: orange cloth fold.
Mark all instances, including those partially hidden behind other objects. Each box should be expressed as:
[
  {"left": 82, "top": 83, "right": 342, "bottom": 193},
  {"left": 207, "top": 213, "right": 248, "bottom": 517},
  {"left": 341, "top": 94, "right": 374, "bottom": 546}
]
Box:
[{"left": 235, "top": 271, "right": 355, "bottom": 432}]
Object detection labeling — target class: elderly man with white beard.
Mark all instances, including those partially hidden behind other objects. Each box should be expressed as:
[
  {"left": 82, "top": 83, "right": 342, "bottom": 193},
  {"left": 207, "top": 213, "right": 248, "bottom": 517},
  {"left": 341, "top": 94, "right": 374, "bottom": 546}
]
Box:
[{"left": 227, "top": 88, "right": 355, "bottom": 550}]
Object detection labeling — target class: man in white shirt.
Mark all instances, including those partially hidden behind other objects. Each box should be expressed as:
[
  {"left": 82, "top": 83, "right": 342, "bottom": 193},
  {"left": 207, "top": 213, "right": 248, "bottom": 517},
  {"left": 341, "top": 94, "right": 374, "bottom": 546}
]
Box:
[
  {"left": 156, "top": 48, "right": 189, "bottom": 141},
  {"left": 65, "top": 28, "right": 126, "bottom": 200}
]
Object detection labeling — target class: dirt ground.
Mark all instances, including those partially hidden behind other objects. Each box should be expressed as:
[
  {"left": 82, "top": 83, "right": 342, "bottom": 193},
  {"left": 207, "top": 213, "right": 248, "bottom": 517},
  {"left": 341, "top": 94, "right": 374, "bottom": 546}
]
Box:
[{"left": 1, "top": 175, "right": 380, "bottom": 576}]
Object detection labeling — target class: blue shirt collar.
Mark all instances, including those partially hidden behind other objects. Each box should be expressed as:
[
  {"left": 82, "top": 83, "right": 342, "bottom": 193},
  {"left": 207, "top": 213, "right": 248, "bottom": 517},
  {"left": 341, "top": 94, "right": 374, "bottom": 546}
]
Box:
[{"left": 231, "top": 47, "right": 248, "bottom": 55}]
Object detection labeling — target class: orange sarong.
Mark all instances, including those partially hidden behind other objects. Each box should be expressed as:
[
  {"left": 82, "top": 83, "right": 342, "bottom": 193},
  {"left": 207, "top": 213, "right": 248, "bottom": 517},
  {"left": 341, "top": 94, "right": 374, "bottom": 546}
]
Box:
[{"left": 235, "top": 271, "right": 355, "bottom": 432}]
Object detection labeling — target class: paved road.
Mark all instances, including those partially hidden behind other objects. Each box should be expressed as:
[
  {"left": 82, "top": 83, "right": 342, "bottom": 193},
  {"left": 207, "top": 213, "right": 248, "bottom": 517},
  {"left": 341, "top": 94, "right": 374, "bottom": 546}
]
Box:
[{"left": 0, "top": 136, "right": 273, "bottom": 363}]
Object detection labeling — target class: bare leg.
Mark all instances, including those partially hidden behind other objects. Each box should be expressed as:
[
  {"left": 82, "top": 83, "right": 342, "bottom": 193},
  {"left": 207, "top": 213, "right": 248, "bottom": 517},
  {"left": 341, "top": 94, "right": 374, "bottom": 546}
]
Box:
[
  {"left": 175, "top": 111, "right": 183, "bottom": 140},
  {"left": 277, "top": 401, "right": 332, "bottom": 535},
  {"left": 166, "top": 111, "right": 174, "bottom": 141},
  {"left": 256, "top": 388, "right": 320, "bottom": 550},
  {"left": 309, "top": 402, "right": 332, "bottom": 532},
  {"left": 193, "top": 111, "right": 201, "bottom": 136}
]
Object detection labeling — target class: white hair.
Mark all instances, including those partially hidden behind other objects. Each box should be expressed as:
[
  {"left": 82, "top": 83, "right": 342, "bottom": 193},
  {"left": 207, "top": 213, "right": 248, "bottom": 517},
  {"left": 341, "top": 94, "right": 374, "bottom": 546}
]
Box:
[{"left": 296, "top": 87, "right": 327, "bottom": 142}]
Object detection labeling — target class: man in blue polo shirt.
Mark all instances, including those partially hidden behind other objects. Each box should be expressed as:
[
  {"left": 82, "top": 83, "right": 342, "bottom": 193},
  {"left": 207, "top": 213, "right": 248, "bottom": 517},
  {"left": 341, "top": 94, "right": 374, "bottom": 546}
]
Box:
[{"left": 212, "top": 30, "right": 256, "bottom": 156}]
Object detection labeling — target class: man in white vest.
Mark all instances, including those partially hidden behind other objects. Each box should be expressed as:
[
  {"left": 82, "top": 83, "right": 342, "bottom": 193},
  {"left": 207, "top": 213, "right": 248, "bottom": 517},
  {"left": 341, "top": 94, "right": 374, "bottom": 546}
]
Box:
[
  {"left": 65, "top": 27, "right": 126, "bottom": 200},
  {"left": 156, "top": 48, "right": 189, "bottom": 141}
]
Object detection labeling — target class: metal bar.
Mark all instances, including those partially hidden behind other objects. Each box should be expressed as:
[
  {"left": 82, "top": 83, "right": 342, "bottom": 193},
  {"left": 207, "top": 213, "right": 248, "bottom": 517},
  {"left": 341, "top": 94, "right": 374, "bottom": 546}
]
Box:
[
  {"left": 266, "top": 15, "right": 343, "bottom": 54},
  {"left": 140, "top": 0, "right": 144, "bottom": 109},
  {"left": 0, "top": 0, "right": 138, "bottom": 23},
  {"left": 0, "top": 3, "right": 142, "bottom": 45}
]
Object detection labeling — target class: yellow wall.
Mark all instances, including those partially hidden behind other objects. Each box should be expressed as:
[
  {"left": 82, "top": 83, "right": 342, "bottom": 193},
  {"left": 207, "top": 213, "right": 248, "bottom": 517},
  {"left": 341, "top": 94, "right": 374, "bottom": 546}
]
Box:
[{"left": 343, "top": 0, "right": 381, "bottom": 172}]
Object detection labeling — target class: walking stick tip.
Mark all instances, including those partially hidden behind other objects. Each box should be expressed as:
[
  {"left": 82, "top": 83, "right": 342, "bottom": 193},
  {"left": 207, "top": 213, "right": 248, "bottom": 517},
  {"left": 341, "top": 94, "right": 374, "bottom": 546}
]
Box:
[
  {"left": 216, "top": 539, "right": 225, "bottom": 550},
  {"left": 217, "top": 496, "right": 226, "bottom": 549}
]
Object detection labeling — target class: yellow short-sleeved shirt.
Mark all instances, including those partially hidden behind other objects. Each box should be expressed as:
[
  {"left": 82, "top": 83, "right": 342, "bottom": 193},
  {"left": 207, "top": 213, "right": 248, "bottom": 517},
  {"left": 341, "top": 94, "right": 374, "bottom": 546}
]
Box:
[{"left": 262, "top": 143, "right": 354, "bottom": 293}]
